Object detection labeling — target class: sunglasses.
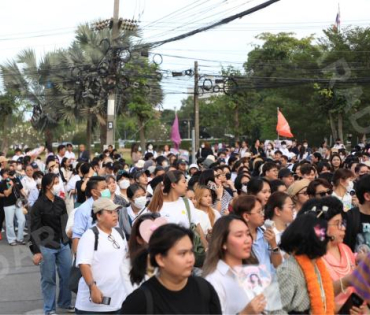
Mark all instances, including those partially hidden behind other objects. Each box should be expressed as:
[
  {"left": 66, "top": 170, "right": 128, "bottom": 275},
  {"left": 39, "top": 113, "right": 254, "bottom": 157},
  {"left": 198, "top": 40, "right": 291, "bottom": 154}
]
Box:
[{"left": 316, "top": 190, "right": 333, "bottom": 198}]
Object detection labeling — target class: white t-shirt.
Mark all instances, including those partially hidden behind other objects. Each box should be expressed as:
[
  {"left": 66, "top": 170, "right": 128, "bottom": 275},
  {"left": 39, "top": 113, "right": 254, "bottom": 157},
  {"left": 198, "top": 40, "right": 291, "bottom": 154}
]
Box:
[
  {"left": 21, "top": 176, "right": 36, "bottom": 196},
  {"left": 332, "top": 191, "right": 352, "bottom": 212},
  {"left": 65, "top": 150, "right": 76, "bottom": 160},
  {"left": 76, "top": 227, "right": 128, "bottom": 312},
  {"left": 196, "top": 209, "right": 221, "bottom": 235},
  {"left": 160, "top": 198, "right": 200, "bottom": 228}
]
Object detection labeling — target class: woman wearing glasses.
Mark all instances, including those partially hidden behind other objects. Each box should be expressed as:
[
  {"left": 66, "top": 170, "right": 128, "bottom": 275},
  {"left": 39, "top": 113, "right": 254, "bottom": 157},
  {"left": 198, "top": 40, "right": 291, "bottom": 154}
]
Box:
[
  {"left": 299, "top": 197, "right": 366, "bottom": 313},
  {"left": 233, "top": 195, "right": 282, "bottom": 274},
  {"left": 75, "top": 198, "right": 128, "bottom": 314},
  {"left": 287, "top": 178, "right": 310, "bottom": 215}
]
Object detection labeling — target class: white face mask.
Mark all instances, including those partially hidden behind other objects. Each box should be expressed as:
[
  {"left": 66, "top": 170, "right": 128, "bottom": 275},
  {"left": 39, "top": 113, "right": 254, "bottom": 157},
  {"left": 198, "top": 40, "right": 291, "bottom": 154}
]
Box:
[
  {"left": 17, "top": 165, "right": 22, "bottom": 171},
  {"left": 53, "top": 167, "right": 59, "bottom": 175},
  {"left": 119, "top": 179, "right": 130, "bottom": 190},
  {"left": 36, "top": 178, "right": 42, "bottom": 185},
  {"left": 241, "top": 184, "right": 248, "bottom": 193},
  {"left": 148, "top": 145, "right": 153, "bottom": 150},
  {"left": 133, "top": 196, "right": 147, "bottom": 209},
  {"left": 51, "top": 185, "right": 61, "bottom": 196},
  {"left": 346, "top": 180, "right": 354, "bottom": 193},
  {"left": 282, "top": 145, "right": 287, "bottom": 149}
]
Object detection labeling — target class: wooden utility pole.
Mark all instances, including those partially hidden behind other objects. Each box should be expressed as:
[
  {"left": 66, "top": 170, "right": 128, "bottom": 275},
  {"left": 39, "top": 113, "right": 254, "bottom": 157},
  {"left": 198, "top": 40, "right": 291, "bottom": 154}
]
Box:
[
  {"left": 194, "top": 61, "right": 199, "bottom": 152},
  {"left": 106, "top": 0, "right": 120, "bottom": 148}
]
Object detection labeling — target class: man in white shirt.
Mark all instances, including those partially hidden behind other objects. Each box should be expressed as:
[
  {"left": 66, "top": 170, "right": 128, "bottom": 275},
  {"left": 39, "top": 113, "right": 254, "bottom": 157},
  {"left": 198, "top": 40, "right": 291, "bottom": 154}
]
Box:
[
  {"left": 57, "top": 145, "right": 66, "bottom": 164},
  {"left": 12, "top": 148, "right": 24, "bottom": 162},
  {"left": 65, "top": 143, "right": 76, "bottom": 161}
]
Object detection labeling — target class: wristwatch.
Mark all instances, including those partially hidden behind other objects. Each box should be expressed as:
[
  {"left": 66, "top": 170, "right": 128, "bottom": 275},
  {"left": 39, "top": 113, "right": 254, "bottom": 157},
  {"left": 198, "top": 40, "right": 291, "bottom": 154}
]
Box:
[{"left": 271, "top": 247, "right": 280, "bottom": 254}]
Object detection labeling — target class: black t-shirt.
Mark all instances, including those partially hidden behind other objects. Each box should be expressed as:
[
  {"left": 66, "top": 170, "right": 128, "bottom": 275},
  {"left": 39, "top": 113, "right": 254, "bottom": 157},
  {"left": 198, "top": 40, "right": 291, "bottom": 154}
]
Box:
[
  {"left": 0, "top": 178, "right": 23, "bottom": 207},
  {"left": 355, "top": 212, "right": 370, "bottom": 252},
  {"left": 121, "top": 276, "right": 221, "bottom": 314}
]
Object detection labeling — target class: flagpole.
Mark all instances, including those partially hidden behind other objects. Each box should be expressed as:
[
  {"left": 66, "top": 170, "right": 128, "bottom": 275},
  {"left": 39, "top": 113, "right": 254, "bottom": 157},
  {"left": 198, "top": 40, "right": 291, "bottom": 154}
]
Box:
[
  {"left": 277, "top": 107, "right": 280, "bottom": 141},
  {"left": 338, "top": 3, "right": 341, "bottom": 32}
]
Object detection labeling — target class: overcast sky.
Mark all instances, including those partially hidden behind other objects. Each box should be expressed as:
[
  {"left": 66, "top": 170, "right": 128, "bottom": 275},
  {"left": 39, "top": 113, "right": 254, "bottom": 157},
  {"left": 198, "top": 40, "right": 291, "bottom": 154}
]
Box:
[{"left": 1, "top": 0, "right": 369, "bottom": 110}]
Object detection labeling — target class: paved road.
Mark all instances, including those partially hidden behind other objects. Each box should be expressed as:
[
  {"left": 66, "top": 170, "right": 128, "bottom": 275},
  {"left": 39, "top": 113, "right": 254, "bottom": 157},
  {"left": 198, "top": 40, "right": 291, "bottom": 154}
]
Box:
[{"left": 0, "top": 232, "right": 75, "bottom": 314}]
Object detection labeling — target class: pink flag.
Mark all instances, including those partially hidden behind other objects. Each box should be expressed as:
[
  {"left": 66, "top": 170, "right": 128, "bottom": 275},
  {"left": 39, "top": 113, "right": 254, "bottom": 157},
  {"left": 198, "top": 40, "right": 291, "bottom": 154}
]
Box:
[{"left": 171, "top": 113, "right": 181, "bottom": 150}]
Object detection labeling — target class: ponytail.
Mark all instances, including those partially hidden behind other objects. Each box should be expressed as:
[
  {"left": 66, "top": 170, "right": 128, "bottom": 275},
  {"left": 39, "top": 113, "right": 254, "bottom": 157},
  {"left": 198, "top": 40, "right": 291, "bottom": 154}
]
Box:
[
  {"left": 129, "top": 247, "right": 149, "bottom": 285},
  {"left": 147, "top": 170, "right": 184, "bottom": 212},
  {"left": 147, "top": 184, "right": 164, "bottom": 212}
]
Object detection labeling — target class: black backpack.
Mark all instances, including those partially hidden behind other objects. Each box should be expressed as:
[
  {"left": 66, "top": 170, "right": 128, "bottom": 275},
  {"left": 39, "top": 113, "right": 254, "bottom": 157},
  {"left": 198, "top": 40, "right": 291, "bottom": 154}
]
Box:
[{"left": 68, "top": 226, "right": 125, "bottom": 293}]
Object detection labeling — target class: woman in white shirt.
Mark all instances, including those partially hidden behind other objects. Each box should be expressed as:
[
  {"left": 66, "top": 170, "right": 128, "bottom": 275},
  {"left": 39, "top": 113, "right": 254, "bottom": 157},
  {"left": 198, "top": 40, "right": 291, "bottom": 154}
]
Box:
[
  {"left": 264, "top": 192, "right": 294, "bottom": 259},
  {"left": 147, "top": 171, "right": 207, "bottom": 249},
  {"left": 203, "top": 215, "right": 267, "bottom": 315},
  {"left": 21, "top": 165, "right": 36, "bottom": 197},
  {"left": 332, "top": 169, "right": 356, "bottom": 212},
  {"left": 194, "top": 186, "right": 220, "bottom": 236}
]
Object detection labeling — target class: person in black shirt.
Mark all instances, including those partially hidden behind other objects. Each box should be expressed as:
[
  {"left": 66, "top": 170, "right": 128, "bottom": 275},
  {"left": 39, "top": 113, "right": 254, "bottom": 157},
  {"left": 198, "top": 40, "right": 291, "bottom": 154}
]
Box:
[
  {"left": 344, "top": 174, "right": 370, "bottom": 253},
  {"left": 0, "top": 168, "right": 26, "bottom": 245},
  {"left": 121, "top": 224, "right": 221, "bottom": 314},
  {"left": 30, "top": 173, "right": 73, "bottom": 315}
]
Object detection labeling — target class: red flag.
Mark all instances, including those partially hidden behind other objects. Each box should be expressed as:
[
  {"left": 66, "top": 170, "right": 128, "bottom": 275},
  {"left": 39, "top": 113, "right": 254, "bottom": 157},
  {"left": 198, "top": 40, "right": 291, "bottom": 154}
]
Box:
[
  {"left": 171, "top": 113, "right": 181, "bottom": 150},
  {"left": 276, "top": 109, "right": 294, "bottom": 138}
]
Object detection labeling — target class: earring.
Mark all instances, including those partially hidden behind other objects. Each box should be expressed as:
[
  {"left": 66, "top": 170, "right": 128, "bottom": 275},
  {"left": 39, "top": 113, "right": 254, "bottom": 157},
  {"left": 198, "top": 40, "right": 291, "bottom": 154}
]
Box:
[{"left": 223, "top": 245, "right": 227, "bottom": 250}]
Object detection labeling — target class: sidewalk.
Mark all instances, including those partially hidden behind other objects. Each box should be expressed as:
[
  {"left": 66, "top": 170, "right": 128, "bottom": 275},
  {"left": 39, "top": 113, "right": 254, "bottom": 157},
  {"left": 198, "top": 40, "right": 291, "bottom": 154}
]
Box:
[{"left": 0, "top": 232, "right": 75, "bottom": 314}]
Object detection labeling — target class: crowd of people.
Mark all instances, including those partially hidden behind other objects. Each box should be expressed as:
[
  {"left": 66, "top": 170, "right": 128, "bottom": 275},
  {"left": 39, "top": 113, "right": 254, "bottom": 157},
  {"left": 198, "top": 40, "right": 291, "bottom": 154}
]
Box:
[{"left": 1, "top": 138, "right": 370, "bottom": 314}]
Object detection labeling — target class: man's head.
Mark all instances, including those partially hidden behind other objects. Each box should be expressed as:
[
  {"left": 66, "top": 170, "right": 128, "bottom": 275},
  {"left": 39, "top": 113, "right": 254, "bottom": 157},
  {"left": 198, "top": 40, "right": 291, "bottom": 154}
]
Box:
[
  {"left": 262, "top": 162, "right": 279, "bottom": 181},
  {"left": 86, "top": 176, "right": 108, "bottom": 200},
  {"left": 278, "top": 168, "right": 295, "bottom": 188},
  {"left": 176, "top": 159, "right": 188, "bottom": 172},
  {"left": 356, "top": 174, "right": 370, "bottom": 205},
  {"left": 79, "top": 144, "right": 85, "bottom": 152},
  {"left": 355, "top": 163, "right": 370, "bottom": 179},
  {"left": 307, "top": 178, "right": 332, "bottom": 199},
  {"left": 57, "top": 145, "right": 66, "bottom": 157},
  {"left": 300, "top": 164, "right": 317, "bottom": 182},
  {"left": 66, "top": 143, "right": 73, "bottom": 152},
  {"left": 312, "top": 152, "right": 322, "bottom": 164}
]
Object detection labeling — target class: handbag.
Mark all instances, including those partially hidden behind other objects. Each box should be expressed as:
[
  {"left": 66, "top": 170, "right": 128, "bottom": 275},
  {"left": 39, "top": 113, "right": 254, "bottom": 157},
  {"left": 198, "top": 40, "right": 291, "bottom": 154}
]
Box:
[
  {"left": 68, "top": 257, "right": 82, "bottom": 293},
  {"left": 183, "top": 197, "right": 206, "bottom": 268}
]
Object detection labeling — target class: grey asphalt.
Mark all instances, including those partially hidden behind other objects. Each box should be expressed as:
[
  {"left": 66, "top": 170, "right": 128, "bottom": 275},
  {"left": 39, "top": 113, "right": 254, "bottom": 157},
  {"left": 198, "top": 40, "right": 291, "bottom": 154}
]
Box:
[{"left": 0, "top": 232, "right": 75, "bottom": 315}]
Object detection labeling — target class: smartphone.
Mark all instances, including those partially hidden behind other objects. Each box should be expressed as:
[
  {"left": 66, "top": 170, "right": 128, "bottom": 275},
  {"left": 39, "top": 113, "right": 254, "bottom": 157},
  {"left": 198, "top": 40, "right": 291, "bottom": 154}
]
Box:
[
  {"left": 101, "top": 296, "right": 111, "bottom": 305},
  {"left": 339, "top": 293, "right": 363, "bottom": 314},
  {"left": 207, "top": 181, "right": 217, "bottom": 191}
]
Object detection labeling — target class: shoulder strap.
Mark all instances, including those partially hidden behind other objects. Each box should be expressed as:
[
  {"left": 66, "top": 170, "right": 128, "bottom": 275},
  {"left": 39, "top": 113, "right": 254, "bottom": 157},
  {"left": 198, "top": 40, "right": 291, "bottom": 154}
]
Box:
[
  {"left": 141, "top": 285, "right": 153, "bottom": 314},
  {"left": 182, "top": 197, "right": 191, "bottom": 225},
  {"left": 114, "top": 227, "right": 125, "bottom": 241},
  {"left": 91, "top": 226, "right": 99, "bottom": 251},
  {"left": 194, "top": 277, "right": 210, "bottom": 308}
]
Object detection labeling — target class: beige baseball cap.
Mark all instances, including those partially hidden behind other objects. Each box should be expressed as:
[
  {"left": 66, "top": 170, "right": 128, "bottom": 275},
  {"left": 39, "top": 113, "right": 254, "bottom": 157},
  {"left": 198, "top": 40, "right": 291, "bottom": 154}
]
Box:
[{"left": 92, "top": 198, "right": 122, "bottom": 214}]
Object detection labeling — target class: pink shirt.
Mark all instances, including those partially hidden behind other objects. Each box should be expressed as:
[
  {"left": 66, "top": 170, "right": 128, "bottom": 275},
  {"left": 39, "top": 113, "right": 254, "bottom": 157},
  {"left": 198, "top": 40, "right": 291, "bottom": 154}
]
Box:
[{"left": 322, "top": 243, "right": 356, "bottom": 306}]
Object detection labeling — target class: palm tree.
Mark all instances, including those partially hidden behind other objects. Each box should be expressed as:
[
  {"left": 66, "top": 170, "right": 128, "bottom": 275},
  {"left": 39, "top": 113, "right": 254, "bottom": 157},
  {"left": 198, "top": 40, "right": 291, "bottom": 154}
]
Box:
[{"left": 1, "top": 49, "right": 61, "bottom": 149}]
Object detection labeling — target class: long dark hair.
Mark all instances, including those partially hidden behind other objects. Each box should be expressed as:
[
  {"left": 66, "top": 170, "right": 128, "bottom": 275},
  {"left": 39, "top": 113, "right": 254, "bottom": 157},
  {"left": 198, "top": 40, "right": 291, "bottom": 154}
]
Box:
[
  {"left": 128, "top": 213, "right": 161, "bottom": 265},
  {"left": 40, "top": 173, "right": 58, "bottom": 196},
  {"left": 203, "top": 215, "right": 253, "bottom": 277},
  {"left": 130, "top": 224, "right": 193, "bottom": 285}
]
